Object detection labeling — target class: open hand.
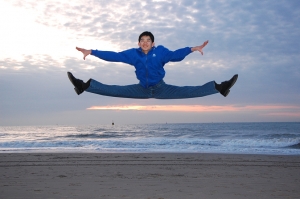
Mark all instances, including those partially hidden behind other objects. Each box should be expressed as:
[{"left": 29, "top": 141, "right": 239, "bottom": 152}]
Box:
[
  {"left": 76, "top": 47, "right": 91, "bottom": 60},
  {"left": 191, "top": 40, "right": 209, "bottom": 55}
]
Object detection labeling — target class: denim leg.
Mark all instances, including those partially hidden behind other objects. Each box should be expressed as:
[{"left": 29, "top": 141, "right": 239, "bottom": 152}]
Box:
[
  {"left": 85, "top": 79, "right": 151, "bottom": 99},
  {"left": 153, "top": 81, "right": 219, "bottom": 99}
]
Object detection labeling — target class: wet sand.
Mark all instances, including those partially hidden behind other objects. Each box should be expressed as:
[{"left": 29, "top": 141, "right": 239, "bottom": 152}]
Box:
[{"left": 0, "top": 153, "right": 299, "bottom": 199}]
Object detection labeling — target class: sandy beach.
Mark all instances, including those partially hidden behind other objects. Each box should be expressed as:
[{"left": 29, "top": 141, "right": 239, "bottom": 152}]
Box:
[{"left": 0, "top": 153, "right": 299, "bottom": 199}]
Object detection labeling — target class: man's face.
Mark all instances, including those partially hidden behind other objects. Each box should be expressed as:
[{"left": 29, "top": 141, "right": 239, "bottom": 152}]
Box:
[{"left": 138, "top": 35, "right": 154, "bottom": 54}]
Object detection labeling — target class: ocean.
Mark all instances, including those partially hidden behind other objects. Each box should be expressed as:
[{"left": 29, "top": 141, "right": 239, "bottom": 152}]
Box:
[{"left": 0, "top": 122, "right": 299, "bottom": 155}]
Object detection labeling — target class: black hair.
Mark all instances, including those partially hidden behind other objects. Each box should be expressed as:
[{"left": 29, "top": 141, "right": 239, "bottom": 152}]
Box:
[{"left": 138, "top": 31, "right": 154, "bottom": 42}]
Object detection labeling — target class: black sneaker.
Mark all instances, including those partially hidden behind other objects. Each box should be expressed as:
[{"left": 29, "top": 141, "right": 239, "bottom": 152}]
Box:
[
  {"left": 216, "top": 74, "right": 238, "bottom": 97},
  {"left": 67, "top": 72, "right": 86, "bottom": 95}
]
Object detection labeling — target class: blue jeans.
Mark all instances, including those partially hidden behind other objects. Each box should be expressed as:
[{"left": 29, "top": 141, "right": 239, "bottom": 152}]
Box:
[{"left": 85, "top": 79, "right": 219, "bottom": 99}]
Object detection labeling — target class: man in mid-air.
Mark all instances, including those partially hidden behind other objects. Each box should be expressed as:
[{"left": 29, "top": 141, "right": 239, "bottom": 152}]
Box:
[{"left": 68, "top": 31, "right": 238, "bottom": 99}]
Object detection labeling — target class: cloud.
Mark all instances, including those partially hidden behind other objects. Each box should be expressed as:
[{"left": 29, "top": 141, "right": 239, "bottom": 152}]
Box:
[{"left": 3, "top": 0, "right": 300, "bottom": 74}]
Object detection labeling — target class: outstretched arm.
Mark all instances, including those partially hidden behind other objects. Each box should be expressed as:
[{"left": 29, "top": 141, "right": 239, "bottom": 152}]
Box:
[
  {"left": 76, "top": 47, "right": 91, "bottom": 60},
  {"left": 191, "top": 40, "right": 209, "bottom": 55},
  {"left": 76, "top": 47, "right": 134, "bottom": 65}
]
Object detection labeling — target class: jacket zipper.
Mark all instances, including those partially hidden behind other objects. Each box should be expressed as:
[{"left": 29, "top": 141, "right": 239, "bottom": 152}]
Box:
[{"left": 145, "top": 54, "right": 148, "bottom": 88}]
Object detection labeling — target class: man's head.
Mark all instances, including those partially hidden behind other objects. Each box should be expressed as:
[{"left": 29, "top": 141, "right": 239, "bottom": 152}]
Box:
[
  {"left": 138, "top": 31, "right": 154, "bottom": 43},
  {"left": 138, "top": 31, "right": 155, "bottom": 54}
]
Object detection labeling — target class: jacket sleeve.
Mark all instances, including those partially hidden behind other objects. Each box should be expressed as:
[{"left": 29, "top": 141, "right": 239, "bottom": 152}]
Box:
[
  {"left": 160, "top": 46, "right": 192, "bottom": 64},
  {"left": 91, "top": 49, "right": 134, "bottom": 65}
]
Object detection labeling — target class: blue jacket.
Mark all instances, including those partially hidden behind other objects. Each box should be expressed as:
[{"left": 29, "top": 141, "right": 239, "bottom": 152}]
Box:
[{"left": 91, "top": 45, "right": 192, "bottom": 88}]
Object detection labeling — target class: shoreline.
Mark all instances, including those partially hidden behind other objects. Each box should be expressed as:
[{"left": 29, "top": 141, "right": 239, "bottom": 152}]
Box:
[
  {"left": 1, "top": 150, "right": 300, "bottom": 155},
  {"left": 1, "top": 152, "right": 300, "bottom": 156},
  {"left": 1, "top": 153, "right": 299, "bottom": 198}
]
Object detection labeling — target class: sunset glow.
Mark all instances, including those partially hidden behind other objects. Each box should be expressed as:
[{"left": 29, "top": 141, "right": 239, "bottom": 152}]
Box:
[
  {"left": 87, "top": 105, "right": 238, "bottom": 112},
  {"left": 88, "top": 105, "right": 238, "bottom": 112},
  {"left": 87, "top": 104, "right": 300, "bottom": 115}
]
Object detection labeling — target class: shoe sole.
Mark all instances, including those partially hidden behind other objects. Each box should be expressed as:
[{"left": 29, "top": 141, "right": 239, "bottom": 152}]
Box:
[
  {"left": 223, "top": 89, "right": 230, "bottom": 97},
  {"left": 74, "top": 88, "right": 81, "bottom": 95},
  {"left": 223, "top": 74, "right": 238, "bottom": 97}
]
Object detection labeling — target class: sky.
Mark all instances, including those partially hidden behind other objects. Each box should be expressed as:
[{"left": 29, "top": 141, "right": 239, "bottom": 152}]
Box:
[{"left": 0, "top": 0, "right": 300, "bottom": 125}]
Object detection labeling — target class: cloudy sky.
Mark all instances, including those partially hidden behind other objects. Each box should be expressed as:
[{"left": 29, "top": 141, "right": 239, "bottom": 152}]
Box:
[{"left": 1, "top": 0, "right": 300, "bottom": 125}]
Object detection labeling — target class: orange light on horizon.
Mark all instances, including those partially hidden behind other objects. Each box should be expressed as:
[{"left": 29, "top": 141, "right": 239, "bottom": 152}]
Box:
[
  {"left": 87, "top": 104, "right": 299, "bottom": 112},
  {"left": 87, "top": 104, "right": 300, "bottom": 116},
  {"left": 87, "top": 105, "right": 239, "bottom": 112}
]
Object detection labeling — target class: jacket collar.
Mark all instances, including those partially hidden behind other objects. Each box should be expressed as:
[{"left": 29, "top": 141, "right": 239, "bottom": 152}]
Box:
[{"left": 138, "top": 46, "right": 155, "bottom": 55}]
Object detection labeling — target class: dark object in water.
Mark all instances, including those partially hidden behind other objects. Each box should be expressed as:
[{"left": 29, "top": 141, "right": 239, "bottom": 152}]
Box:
[{"left": 288, "top": 143, "right": 300, "bottom": 149}]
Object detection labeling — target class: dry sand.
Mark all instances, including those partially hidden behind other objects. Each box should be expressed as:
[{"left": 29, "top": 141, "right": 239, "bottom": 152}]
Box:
[{"left": 0, "top": 153, "right": 299, "bottom": 199}]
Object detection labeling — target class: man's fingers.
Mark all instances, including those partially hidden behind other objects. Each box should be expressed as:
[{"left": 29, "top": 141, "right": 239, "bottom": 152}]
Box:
[
  {"left": 76, "top": 47, "right": 84, "bottom": 52},
  {"left": 76, "top": 47, "right": 87, "bottom": 60},
  {"left": 203, "top": 41, "right": 208, "bottom": 47}
]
